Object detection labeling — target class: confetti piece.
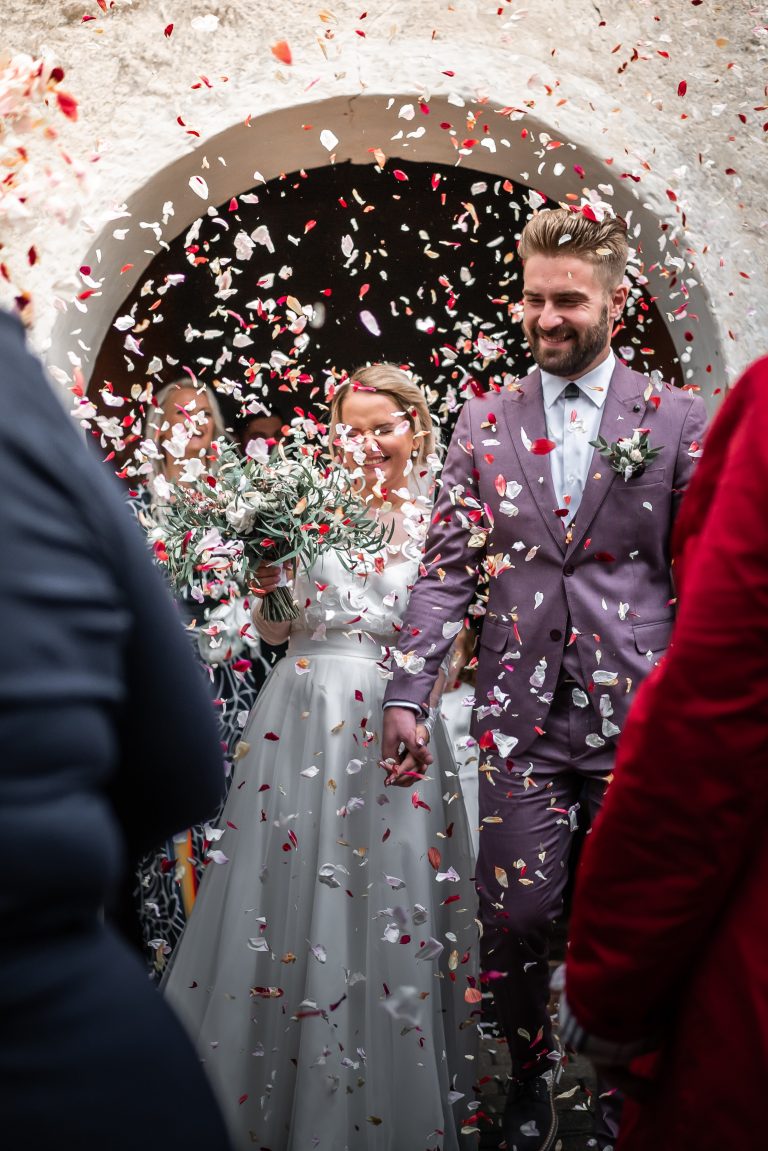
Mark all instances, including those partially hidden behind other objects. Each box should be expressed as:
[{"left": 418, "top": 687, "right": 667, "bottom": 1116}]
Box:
[
  {"left": 191, "top": 14, "right": 219, "bottom": 31},
  {"left": 359, "top": 309, "right": 381, "bottom": 336},
  {"left": 188, "top": 175, "right": 209, "bottom": 200},
  {"left": 416, "top": 937, "right": 444, "bottom": 961},
  {"left": 271, "top": 39, "right": 293, "bottom": 65},
  {"left": 55, "top": 91, "right": 78, "bottom": 121}
]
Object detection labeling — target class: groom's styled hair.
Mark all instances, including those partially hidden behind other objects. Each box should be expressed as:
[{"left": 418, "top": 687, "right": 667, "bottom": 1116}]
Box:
[{"left": 519, "top": 208, "right": 629, "bottom": 290}]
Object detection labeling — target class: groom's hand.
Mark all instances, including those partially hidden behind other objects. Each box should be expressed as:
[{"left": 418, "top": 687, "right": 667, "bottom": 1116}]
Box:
[{"left": 381, "top": 706, "right": 433, "bottom": 788}]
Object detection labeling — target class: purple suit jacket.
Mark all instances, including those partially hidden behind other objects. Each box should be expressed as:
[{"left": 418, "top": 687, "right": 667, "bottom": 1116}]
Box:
[{"left": 385, "top": 361, "right": 708, "bottom": 757}]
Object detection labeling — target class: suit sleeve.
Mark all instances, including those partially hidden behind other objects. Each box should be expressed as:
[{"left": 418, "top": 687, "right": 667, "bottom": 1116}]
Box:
[
  {"left": 385, "top": 399, "right": 486, "bottom": 711},
  {"left": 565, "top": 374, "right": 768, "bottom": 1042}
]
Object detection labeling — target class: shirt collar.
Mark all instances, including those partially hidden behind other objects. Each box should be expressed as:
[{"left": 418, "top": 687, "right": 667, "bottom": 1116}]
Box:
[{"left": 541, "top": 350, "right": 615, "bottom": 410}]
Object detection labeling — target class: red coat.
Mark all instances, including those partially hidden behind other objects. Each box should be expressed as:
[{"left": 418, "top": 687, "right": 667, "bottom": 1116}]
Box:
[{"left": 565, "top": 359, "right": 768, "bottom": 1151}]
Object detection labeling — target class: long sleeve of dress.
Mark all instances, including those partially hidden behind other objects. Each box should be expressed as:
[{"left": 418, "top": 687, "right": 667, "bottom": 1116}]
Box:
[{"left": 251, "top": 602, "right": 293, "bottom": 646}]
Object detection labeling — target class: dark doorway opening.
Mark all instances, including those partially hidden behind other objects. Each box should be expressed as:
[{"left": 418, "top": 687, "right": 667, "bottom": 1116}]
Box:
[{"left": 90, "top": 157, "right": 680, "bottom": 472}]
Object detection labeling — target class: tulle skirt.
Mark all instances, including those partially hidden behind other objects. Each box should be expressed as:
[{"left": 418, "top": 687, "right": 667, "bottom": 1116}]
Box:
[{"left": 164, "top": 632, "right": 479, "bottom": 1150}]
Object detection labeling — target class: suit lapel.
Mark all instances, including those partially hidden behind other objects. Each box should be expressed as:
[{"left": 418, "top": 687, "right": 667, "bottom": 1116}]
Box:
[
  {"left": 501, "top": 369, "right": 567, "bottom": 553},
  {"left": 565, "top": 361, "right": 650, "bottom": 555}
]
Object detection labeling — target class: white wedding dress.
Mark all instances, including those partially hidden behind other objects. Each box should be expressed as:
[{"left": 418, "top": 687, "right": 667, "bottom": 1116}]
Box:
[{"left": 164, "top": 545, "right": 479, "bottom": 1151}]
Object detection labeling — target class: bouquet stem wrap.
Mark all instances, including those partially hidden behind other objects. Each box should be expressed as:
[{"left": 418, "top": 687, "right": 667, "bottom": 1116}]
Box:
[{"left": 259, "top": 560, "right": 298, "bottom": 622}]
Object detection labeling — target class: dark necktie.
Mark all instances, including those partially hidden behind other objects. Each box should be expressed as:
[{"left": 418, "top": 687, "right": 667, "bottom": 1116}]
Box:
[{"left": 558, "top": 381, "right": 584, "bottom": 522}]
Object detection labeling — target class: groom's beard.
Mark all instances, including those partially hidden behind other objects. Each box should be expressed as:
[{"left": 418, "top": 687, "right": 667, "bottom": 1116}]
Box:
[{"left": 525, "top": 303, "right": 611, "bottom": 378}]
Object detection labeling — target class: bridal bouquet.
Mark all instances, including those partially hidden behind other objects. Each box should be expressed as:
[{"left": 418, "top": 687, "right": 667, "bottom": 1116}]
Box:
[{"left": 155, "top": 438, "right": 390, "bottom": 621}]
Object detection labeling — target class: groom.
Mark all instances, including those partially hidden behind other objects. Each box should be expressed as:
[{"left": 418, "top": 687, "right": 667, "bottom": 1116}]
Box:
[{"left": 382, "top": 207, "right": 707, "bottom": 1150}]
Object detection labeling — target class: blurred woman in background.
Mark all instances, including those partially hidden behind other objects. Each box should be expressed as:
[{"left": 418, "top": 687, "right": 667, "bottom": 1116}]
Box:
[{"left": 131, "top": 379, "right": 270, "bottom": 975}]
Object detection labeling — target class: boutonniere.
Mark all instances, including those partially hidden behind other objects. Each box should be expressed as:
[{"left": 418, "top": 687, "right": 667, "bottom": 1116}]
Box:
[{"left": 590, "top": 428, "right": 662, "bottom": 481}]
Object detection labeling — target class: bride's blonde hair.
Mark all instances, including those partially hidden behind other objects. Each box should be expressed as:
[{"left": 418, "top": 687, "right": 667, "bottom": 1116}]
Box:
[{"left": 328, "top": 364, "right": 436, "bottom": 468}]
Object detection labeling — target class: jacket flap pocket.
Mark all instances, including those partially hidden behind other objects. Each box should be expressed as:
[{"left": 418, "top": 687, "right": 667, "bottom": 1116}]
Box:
[
  {"left": 633, "top": 619, "right": 672, "bottom": 654},
  {"left": 480, "top": 618, "right": 514, "bottom": 652},
  {"left": 617, "top": 466, "right": 666, "bottom": 490}
]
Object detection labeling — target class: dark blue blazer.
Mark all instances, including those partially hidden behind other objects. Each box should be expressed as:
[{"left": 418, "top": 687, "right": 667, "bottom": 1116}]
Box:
[{"left": 0, "top": 310, "right": 232, "bottom": 1148}]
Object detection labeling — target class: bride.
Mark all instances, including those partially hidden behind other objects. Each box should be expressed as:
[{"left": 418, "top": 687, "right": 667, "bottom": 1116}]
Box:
[{"left": 163, "top": 364, "right": 479, "bottom": 1150}]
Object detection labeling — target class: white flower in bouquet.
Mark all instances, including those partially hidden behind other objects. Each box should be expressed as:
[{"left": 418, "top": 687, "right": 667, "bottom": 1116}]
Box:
[{"left": 224, "top": 498, "right": 257, "bottom": 534}]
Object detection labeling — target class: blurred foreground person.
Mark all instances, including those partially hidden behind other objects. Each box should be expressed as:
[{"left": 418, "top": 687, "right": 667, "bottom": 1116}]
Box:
[
  {"left": 0, "top": 309, "right": 231, "bottom": 1150},
  {"left": 563, "top": 357, "right": 768, "bottom": 1151}
]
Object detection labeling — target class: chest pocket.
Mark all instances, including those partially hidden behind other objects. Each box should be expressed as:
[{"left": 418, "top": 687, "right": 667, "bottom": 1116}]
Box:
[{"left": 614, "top": 465, "right": 666, "bottom": 490}]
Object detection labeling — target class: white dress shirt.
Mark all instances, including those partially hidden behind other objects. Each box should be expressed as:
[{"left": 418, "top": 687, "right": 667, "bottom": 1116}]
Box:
[{"left": 541, "top": 351, "right": 615, "bottom": 522}]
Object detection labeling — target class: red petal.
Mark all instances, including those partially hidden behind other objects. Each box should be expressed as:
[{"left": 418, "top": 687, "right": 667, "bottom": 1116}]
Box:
[
  {"left": 428, "top": 846, "right": 441, "bottom": 871},
  {"left": 529, "top": 438, "right": 556, "bottom": 455},
  {"left": 677, "top": 80, "right": 687, "bottom": 97},
  {"left": 271, "top": 40, "right": 293, "bottom": 65},
  {"left": 55, "top": 91, "right": 78, "bottom": 121},
  {"left": 164, "top": 23, "right": 174, "bottom": 37},
  {"left": 392, "top": 169, "right": 409, "bottom": 181},
  {"left": 264, "top": 732, "right": 280, "bottom": 741}
]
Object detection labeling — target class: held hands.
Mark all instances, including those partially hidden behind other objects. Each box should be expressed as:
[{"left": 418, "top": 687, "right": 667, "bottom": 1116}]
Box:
[{"left": 380, "top": 706, "right": 433, "bottom": 788}]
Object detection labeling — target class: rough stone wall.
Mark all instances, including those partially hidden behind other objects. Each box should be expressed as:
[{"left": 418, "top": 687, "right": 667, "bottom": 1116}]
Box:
[{"left": 2, "top": 0, "right": 766, "bottom": 393}]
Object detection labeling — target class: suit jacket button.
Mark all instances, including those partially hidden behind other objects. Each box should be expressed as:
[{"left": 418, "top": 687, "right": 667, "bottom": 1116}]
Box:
[
  {"left": 563, "top": 564, "right": 575, "bottom": 576},
  {"left": 549, "top": 628, "right": 563, "bottom": 641}
]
